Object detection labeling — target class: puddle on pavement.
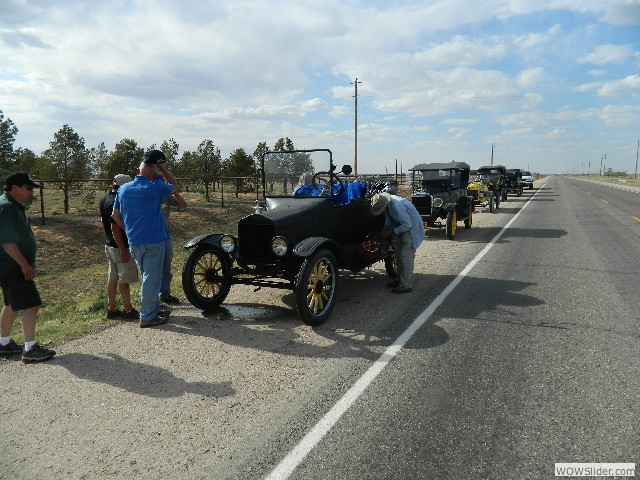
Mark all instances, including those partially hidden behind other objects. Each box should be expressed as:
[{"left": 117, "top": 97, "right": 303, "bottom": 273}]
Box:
[{"left": 203, "top": 304, "right": 279, "bottom": 320}]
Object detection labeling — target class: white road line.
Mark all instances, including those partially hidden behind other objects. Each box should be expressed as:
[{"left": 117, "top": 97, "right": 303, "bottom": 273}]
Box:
[{"left": 265, "top": 185, "right": 545, "bottom": 480}]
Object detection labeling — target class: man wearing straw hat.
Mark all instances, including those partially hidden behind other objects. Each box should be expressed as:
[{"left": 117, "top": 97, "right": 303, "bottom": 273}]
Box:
[{"left": 370, "top": 192, "right": 424, "bottom": 294}]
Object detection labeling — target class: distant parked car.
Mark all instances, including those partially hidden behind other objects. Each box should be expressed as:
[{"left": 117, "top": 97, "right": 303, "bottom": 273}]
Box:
[
  {"left": 409, "top": 161, "right": 474, "bottom": 240},
  {"left": 505, "top": 168, "right": 524, "bottom": 196},
  {"left": 468, "top": 170, "right": 496, "bottom": 212},
  {"left": 521, "top": 170, "right": 534, "bottom": 189}
]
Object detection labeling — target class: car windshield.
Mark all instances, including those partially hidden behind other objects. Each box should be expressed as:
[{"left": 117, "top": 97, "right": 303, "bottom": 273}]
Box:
[{"left": 522, "top": 171, "right": 531, "bottom": 176}]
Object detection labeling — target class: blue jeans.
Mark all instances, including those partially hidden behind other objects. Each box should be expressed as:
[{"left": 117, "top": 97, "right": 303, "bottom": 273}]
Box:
[
  {"left": 130, "top": 242, "right": 165, "bottom": 321},
  {"left": 160, "top": 237, "right": 173, "bottom": 297}
]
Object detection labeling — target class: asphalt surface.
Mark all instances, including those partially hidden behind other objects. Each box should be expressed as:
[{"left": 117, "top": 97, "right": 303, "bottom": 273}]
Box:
[{"left": 1, "top": 176, "right": 638, "bottom": 480}]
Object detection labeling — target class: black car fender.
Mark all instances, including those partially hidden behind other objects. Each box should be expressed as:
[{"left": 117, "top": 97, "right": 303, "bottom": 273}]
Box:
[
  {"left": 184, "top": 233, "right": 226, "bottom": 249},
  {"left": 293, "top": 237, "right": 345, "bottom": 262}
]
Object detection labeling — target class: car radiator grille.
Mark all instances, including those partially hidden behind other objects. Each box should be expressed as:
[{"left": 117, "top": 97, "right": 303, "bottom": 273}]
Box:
[
  {"left": 238, "top": 224, "right": 276, "bottom": 263},
  {"left": 412, "top": 195, "right": 432, "bottom": 216}
]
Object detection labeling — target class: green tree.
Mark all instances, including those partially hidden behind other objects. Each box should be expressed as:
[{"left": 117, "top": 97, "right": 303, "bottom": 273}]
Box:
[
  {"left": 158, "top": 138, "right": 180, "bottom": 170},
  {"left": 100, "top": 139, "right": 142, "bottom": 180},
  {"left": 0, "top": 110, "right": 18, "bottom": 175},
  {"left": 192, "top": 140, "right": 223, "bottom": 201},
  {"left": 223, "top": 148, "right": 257, "bottom": 198},
  {"left": 89, "top": 142, "right": 109, "bottom": 178},
  {"left": 14, "top": 147, "right": 38, "bottom": 175},
  {"left": 40, "top": 124, "right": 91, "bottom": 213}
]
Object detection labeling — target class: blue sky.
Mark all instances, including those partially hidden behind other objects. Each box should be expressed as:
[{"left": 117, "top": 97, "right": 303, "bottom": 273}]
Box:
[{"left": 1, "top": 0, "right": 639, "bottom": 174}]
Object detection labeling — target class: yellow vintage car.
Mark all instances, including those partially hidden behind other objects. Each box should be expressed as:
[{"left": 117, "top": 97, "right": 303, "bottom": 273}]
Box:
[{"left": 467, "top": 171, "right": 497, "bottom": 212}]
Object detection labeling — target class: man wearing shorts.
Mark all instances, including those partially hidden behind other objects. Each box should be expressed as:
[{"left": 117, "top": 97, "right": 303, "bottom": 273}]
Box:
[
  {"left": 99, "top": 174, "right": 139, "bottom": 320},
  {"left": 0, "top": 172, "right": 55, "bottom": 363}
]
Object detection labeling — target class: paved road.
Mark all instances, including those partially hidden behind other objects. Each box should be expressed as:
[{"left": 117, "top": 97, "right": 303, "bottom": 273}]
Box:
[{"left": 1, "top": 176, "right": 638, "bottom": 479}]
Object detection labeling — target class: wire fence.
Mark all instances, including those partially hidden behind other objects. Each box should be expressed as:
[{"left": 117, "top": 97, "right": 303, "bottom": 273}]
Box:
[{"left": 26, "top": 173, "right": 407, "bottom": 225}]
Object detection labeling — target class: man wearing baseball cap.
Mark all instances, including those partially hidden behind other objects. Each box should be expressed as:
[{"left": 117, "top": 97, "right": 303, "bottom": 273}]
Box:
[
  {"left": 99, "top": 174, "right": 139, "bottom": 321},
  {"left": 0, "top": 172, "right": 56, "bottom": 362},
  {"left": 370, "top": 191, "right": 424, "bottom": 294},
  {"left": 112, "top": 151, "right": 185, "bottom": 328}
]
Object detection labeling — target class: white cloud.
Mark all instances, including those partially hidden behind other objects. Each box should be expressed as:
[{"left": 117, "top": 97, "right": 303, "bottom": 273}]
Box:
[{"left": 577, "top": 44, "right": 636, "bottom": 65}]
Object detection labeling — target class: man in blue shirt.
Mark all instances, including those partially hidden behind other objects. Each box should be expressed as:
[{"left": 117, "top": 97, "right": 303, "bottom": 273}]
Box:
[
  {"left": 371, "top": 192, "right": 424, "bottom": 294},
  {"left": 112, "top": 150, "right": 185, "bottom": 328}
]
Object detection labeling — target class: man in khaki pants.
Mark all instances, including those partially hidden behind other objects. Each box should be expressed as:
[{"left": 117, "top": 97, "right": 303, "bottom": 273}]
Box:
[{"left": 370, "top": 192, "right": 424, "bottom": 294}]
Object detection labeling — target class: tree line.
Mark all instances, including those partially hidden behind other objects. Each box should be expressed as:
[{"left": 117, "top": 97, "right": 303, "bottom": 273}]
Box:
[{"left": 0, "top": 109, "right": 314, "bottom": 212}]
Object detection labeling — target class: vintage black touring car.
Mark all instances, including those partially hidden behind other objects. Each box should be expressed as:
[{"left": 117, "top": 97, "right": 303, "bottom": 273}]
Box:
[
  {"left": 181, "top": 149, "right": 397, "bottom": 326},
  {"left": 505, "top": 168, "right": 524, "bottom": 197},
  {"left": 409, "top": 161, "right": 474, "bottom": 240}
]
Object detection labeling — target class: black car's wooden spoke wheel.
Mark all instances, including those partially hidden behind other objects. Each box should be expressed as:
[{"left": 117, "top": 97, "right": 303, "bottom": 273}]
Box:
[
  {"left": 182, "top": 245, "right": 231, "bottom": 310},
  {"left": 446, "top": 210, "right": 457, "bottom": 240},
  {"left": 295, "top": 249, "right": 337, "bottom": 326}
]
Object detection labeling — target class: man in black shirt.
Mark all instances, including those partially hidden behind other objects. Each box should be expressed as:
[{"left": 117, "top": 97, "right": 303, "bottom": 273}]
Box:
[{"left": 99, "top": 174, "right": 139, "bottom": 319}]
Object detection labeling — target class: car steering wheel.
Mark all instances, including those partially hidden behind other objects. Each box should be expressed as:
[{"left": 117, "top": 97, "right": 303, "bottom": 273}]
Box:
[{"left": 312, "top": 171, "right": 345, "bottom": 197}]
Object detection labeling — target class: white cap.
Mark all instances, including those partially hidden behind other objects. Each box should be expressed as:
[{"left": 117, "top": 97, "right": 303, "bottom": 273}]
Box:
[{"left": 113, "top": 174, "right": 131, "bottom": 186}]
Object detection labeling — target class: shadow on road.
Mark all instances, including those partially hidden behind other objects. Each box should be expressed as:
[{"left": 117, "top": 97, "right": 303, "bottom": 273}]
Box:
[
  {"left": 54, "top": 352, "right": 236, "bottom": 398},
  {"left": 160, "top": 273, "right": 544, "bottom": 363}
]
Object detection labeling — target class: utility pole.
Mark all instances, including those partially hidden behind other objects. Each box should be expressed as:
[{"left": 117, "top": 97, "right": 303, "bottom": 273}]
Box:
[
  {"left": 352, "top": 77, "right": 362, "bottom": 176},
  {"left": 635, "top": 139, "right": 639, "bottom": 179},
  {"left": 490, "top": 143, "right": 495, "bottom": 166}
]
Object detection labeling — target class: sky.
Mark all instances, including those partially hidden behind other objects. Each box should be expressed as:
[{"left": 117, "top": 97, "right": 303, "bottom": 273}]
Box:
[{"left": 1, "top": 0, "right": 639, "bottom": 175}]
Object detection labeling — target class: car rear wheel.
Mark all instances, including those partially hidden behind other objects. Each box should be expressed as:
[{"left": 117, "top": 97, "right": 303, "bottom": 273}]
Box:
[
  {"left": 489, "top": 192, "right": 495, "bottom": 212},
  {"left": 182, "top": 245, "right": 232, "bottom": 310},
  {"left": 446, "top": 211, "right": 457, "bottom": 240},
  {"left": 295, "top": 249, "right": 338, "bottom": 327}
]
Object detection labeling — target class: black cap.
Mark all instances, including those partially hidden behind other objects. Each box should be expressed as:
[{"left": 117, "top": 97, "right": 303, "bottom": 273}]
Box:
[
  {"left": 4, "top": 172, "right": 40, "bottom": 189},
  {"left": 144, "top": 150, "right": 166, "bottom": 164}
]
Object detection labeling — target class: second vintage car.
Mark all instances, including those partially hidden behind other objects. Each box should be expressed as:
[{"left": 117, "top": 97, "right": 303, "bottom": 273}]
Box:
[
  {"left": 181, "top": 149, "right": 397, "bottom": 326},
  {"left": 409, "top": 161, "right": 474, "bottom": 240}
]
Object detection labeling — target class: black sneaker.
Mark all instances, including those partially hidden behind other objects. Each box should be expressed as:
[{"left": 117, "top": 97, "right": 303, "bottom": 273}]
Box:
[
  {"left": 121, "top": 308, "right": 139, "bottom": 320},
  {"left": 160, "top": 294, "right": 180, "bottom": 305},
  {"left": 22, "top": 344, "right": 56, "bottom": 363},
  {"left": 139, "top": 315, "right": 169, "bottom": 329},
  {"left": 0, "top": 339, "right": 24, "bottom": 356},
  {"left": 106, "top": 309, "right": 121, "bottom": 319}
]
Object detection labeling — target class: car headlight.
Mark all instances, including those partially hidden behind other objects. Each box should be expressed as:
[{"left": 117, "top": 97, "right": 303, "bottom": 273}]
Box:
[
  {"left": 433, "top": 198, "right": 444, "bottom": 208},
  {"left": 220, "top": 235, "right": 235, "bottom": 253},
  {"left": 271, "top": 236, "right": 288, "bottom": 257}
]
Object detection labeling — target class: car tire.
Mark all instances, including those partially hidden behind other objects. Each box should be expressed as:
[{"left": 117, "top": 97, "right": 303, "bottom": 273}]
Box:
[
  {"left": 295, "top": 249, "right": 338, "bottom": 327},
  {"left": 489, "top": 192, "right": 495, "bottom": 213},
  {"left": 446, "top": 211, "right": 457, "bottom": 240},
  {"left": 182, "top": 245, "right": 232, "bottom": 310}
]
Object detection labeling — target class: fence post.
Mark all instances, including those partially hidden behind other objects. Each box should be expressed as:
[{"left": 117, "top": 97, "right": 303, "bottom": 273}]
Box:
[
  {"left": 221, "top": 179, "right": 225, "bottom": 208},
  {"left": 39, "top": 182, "right": 45, "bottom": 225}
]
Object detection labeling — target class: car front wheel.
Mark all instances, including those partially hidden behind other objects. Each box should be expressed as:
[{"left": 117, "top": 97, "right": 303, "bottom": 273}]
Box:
[
  {"left": 295, "top": 249, "right": 338, "bottom": 327},
  {"left": 446, "top": 211, "right": 457, "bottom": 240},
  {"left": 182, "top": 245, "right": 232, "bottom": 310}
]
